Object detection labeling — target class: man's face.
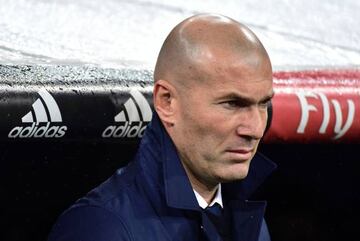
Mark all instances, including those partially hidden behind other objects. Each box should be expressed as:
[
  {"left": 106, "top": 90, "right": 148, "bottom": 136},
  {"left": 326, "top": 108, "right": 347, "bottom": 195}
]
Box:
[{"left": 172, "top": 56, "right": 273, "bottom": 186}]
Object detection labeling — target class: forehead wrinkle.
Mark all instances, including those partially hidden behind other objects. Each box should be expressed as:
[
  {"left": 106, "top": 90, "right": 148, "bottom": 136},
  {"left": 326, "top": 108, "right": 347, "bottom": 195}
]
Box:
[
  {"left": 212, "top": 81, "right": 274, "bottom": 102},
  {"left": 218, "top": 91, "right": 273, "bottom": 103}
]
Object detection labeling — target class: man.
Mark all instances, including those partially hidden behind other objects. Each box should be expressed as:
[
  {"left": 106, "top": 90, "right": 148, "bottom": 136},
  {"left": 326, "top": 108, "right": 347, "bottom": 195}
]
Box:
[{"left": 48, "top": 13, "right": 276, "bottom": 241}]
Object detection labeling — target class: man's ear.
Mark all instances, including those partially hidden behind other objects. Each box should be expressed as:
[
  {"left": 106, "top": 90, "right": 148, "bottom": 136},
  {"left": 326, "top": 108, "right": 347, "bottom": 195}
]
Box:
[{"left": 153, "top": 79, "right": 177, "bottom": 127}]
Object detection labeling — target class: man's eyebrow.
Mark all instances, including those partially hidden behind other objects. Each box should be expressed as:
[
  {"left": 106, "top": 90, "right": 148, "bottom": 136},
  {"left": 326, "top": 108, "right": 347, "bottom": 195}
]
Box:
[
  {"left": 260, "top": 92, "right": 275, "bottom": 103},
  {"left": 220, "top": 92, "right": 274, "bottom": 104}
]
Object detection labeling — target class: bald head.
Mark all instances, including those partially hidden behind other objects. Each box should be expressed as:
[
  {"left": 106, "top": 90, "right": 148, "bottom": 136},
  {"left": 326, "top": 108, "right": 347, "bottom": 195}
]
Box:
[
  {"left": 154, "top": 14, "right": 271, "bottom": 88},
  {"left": 153, "top": 14, "right": 274, "bottom": 189}
]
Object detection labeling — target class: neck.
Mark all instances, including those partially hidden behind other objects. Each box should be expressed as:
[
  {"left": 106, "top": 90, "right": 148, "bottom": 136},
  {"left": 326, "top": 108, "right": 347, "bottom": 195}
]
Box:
[
  {"left": 193, "top": 183, "right": 218, "bottom": 205},
  {"left": 182, "top": 162, "right": 219, "bottom": 205}
]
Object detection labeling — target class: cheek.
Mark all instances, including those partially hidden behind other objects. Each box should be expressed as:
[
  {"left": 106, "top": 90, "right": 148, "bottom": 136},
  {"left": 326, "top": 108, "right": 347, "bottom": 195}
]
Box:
[
  {"left": 178, "top": 96, "right": 234, "bottom": 151},
  {"left": 189, "top": 116, "right": 232, "bottom": 157}
]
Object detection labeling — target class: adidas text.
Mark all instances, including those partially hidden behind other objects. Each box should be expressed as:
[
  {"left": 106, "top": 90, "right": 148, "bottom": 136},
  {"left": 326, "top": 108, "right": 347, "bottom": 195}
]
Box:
[
  {"left": 8, "top": 122, "right": 67, "bottom": 138},
  {"left": 102, "top": 122, "right": 147, "bottom": 138}
]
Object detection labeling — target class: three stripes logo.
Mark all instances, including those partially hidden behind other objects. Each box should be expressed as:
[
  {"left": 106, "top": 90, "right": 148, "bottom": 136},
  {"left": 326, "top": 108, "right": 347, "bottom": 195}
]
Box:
[
  {"left": 102, "top": 89, "right": 152, "bottom": 138},
  {"left": 8, "top": 89, "right": 67, "bottom": 138}
]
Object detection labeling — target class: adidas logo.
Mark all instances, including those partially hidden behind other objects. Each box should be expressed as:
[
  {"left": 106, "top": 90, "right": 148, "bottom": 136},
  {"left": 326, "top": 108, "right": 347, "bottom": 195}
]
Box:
[
  {"left": 102, "top": 89, "right": 152, "bottom": 138},
  {"left": 8, "top": 89, "right": 67, "bottom": 138}
]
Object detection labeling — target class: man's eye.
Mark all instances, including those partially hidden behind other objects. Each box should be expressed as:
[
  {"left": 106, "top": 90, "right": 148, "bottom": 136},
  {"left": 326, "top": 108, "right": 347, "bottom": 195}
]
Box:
[
  {"left": 259, "top": 101, "right": 270, "bottom": 109},
  {"left": 225, "top": 101, "right": 237, "bottom": 107},
  {"left": 221, "top": 100, "right": 241, "bottom": 109}
]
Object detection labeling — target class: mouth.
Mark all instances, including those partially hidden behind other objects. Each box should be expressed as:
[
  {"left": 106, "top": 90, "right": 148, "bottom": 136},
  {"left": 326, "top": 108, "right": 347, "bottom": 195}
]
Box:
[{"left": 226, "top": 149, "right": 254, "bottom": 161}]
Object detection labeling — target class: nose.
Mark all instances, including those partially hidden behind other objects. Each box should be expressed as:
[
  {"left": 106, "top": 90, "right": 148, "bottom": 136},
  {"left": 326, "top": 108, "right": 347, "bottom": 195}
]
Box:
[{"left": 236, "top": 106, "right": 267, "bottom": 140}]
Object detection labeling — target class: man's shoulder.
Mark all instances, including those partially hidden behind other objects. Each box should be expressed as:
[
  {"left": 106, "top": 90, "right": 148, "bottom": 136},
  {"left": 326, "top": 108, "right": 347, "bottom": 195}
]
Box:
[
  {"left": 48, "top": 204, "right": 134, "bottom": 241},
  {"left": 47, "top": 163, "right": 145, "bottom": 241},
  {"left": 78, "top": 161, "right": 143, "bottom": 213}
]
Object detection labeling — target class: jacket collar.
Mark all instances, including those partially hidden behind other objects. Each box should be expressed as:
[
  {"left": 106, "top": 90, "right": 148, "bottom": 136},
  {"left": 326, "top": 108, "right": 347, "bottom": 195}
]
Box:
[{"left": 138, "top": 112, "right": 277, "bottom": 211}]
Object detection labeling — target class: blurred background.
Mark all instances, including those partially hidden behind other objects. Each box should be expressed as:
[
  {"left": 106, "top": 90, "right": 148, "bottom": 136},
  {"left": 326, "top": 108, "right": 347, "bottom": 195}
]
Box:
[{"left": 0, "top": 0, "right": 359, "bottom": 240}]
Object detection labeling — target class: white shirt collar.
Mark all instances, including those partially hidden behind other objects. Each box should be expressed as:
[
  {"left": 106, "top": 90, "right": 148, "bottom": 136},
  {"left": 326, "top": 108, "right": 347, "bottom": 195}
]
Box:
[{"left": 193, "top": 184, "right": 223, "bottom": 209}]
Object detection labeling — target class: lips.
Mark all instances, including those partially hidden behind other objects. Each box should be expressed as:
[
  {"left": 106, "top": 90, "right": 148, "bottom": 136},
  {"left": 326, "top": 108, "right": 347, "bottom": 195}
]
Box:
[
  {"left": 226, "top": 148, "right": 254, "bottom": 161},
  {"left": 227, "top": 149, "right": 253, "bottom": 154}
]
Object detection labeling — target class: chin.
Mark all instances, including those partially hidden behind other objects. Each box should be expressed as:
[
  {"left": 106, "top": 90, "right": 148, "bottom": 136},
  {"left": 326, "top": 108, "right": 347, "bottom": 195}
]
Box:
[{"left": 217, "top": 164, "right": 250, "bottom": 182}]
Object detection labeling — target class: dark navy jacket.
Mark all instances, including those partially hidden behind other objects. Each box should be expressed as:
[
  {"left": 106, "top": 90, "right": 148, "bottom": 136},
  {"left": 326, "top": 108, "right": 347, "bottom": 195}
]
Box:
[{"left": 48, "top": 113, "right": 276, "bottom": 241}]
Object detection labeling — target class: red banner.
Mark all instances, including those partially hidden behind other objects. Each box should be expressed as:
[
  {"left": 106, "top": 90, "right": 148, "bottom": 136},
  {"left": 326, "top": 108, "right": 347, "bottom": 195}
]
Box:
[{"left": 264, "top": 69, "right": 360, "bottom": 143}]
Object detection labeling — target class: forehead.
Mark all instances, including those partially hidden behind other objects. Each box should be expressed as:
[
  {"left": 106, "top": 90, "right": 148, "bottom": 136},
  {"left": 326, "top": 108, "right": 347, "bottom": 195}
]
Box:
[{"left": 195, "top": 58, "right": 273, "bottom": 101}]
